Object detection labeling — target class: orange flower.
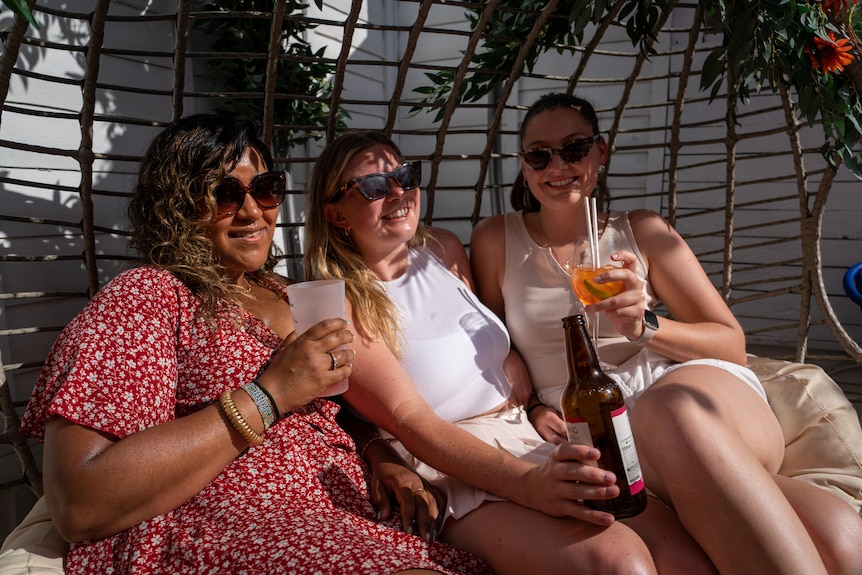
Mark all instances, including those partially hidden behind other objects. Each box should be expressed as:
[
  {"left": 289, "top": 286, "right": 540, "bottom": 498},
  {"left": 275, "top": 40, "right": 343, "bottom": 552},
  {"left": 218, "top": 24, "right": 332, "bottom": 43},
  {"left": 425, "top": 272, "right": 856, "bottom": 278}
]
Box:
[
  {"left": 806, "top": 32, "right": 856, "bottom": 74},
  {"left": 821, "top": 0, "right": 851, "bottom": 13}
]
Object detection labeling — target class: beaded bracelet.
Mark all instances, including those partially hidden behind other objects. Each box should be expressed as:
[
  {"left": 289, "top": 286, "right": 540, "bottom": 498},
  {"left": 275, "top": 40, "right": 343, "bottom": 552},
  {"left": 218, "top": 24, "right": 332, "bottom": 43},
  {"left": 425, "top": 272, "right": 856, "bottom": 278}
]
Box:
[
  {"left": 220, "top": 390, "right": 265, "bottom": 445},
  {"left": 243, "top": 381, "right": 275, "bottom": 430},
  {"left": 252, "top": 380, "right": 282, "bottom": 422},
  {"left": 360, "top": 436, "right": 389, "bottom": 459}
]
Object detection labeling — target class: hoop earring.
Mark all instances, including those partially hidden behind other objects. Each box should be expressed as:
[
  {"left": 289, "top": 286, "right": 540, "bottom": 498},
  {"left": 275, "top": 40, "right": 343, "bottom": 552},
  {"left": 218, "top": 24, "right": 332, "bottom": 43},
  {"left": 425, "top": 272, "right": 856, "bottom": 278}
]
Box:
[{"left": 522, "top": 183, "right": 531, "bottom": 210}]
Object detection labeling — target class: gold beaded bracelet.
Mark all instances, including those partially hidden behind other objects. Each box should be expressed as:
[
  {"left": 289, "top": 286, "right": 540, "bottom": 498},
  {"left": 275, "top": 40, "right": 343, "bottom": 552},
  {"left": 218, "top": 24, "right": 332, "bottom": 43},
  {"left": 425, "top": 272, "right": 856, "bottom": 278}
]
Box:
[
  {"left": 220, "top": 390, "right": 265, "bottom": 446},
  {"left": 360, "top": 436, "right": 389, "bottom": 459}
]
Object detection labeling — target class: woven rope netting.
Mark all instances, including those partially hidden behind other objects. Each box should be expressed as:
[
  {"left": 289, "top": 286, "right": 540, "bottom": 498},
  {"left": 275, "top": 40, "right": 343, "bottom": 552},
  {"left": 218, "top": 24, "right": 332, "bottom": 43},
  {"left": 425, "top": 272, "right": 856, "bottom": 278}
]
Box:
[{"left": 1, "top": 0, "right": 861, "bottom": 505}]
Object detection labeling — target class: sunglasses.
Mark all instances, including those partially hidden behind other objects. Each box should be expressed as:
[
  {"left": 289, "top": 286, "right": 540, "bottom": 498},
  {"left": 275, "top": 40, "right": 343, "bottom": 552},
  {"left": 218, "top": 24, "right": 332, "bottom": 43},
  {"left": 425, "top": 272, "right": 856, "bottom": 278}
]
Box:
[
  {"left": 215, "top": 171, "right": 286, "bottom": 216},
  {"left": 519, "top": 135, "right": 600, "bottom": 171},
  {"left": 330, "top": 161, "right": 422, "bottom": 203}
]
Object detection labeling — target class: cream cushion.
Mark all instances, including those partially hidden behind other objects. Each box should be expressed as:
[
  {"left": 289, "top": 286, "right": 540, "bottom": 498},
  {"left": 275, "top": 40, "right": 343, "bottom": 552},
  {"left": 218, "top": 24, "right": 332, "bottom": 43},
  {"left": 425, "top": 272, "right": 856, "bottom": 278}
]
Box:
[
  {"left": 0, "top": 497, "right": 65, "bottom": 574},
  {"left": 748, "top": 355, "right": 862, "bottom": 513},
  {"left": 2, "top": 355, "right": 860, "bottom": 574}
]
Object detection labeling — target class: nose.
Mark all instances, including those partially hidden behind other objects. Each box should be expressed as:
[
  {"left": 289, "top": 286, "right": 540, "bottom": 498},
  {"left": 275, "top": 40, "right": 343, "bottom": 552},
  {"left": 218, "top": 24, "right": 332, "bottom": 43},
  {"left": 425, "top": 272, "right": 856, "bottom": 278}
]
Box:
[
  {"left": 235, "top": 189, "right": 265, "bottom": 218},
  {"left": 386, "top": 176, "right": 407, "bottom": 198},
  {"left": 548, "top": 150, "right": 569, "bottom": 169}
]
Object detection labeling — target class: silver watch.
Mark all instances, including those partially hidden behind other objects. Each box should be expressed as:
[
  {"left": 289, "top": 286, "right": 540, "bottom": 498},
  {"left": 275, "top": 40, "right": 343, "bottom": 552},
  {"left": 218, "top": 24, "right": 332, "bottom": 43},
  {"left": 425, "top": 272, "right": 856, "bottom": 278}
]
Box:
[{"left": 628, "top": 310, "right": 659, "bottom": 346}]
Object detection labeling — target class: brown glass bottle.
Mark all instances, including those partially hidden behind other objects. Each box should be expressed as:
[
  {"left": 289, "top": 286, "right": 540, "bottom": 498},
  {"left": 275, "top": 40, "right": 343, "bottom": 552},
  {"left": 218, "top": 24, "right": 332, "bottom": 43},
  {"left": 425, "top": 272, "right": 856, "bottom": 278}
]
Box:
[{"left": 560, "top": 314, "right": 647, "bottom": 518}]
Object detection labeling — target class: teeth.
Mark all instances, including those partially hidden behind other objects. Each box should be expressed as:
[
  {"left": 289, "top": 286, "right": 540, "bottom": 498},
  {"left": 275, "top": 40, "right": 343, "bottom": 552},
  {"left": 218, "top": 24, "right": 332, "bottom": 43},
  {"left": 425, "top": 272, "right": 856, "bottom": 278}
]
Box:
[
  {"left": 549, "top": 177, "right": 575, "bottom": 186},
  {"left": 234, "top": 229, "right": 262, "bottom": 238},
  {"left": 385, "top": 208, "right": 408, "bottom": 219}
]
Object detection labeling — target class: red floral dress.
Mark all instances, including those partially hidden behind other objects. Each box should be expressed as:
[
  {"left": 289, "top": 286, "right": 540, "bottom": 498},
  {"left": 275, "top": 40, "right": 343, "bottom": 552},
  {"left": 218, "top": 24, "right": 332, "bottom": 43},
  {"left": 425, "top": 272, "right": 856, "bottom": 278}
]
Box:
[{"left": 22, "top": 266, "right": 490, "bottom": 575}]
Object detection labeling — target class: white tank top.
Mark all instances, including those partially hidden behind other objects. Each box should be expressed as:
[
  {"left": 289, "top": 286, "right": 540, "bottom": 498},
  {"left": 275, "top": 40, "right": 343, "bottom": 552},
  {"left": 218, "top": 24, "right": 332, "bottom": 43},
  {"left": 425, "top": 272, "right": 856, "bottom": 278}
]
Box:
[
  {"left": 501, "top": 210, "right": 656, "bottom": 396},
  {"left": 383, "top": 246, "right": 512, "bottom": 423}
]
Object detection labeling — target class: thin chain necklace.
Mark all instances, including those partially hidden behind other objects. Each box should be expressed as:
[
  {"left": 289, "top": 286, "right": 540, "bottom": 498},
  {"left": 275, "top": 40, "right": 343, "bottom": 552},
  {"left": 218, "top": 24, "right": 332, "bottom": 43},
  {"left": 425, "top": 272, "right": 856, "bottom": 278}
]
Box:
[
  {"left": 237, "top": 274, "right": 254, "bottom": 295},
  {"left": 535, "top": 213, "right": 574, "bottom": 267}
]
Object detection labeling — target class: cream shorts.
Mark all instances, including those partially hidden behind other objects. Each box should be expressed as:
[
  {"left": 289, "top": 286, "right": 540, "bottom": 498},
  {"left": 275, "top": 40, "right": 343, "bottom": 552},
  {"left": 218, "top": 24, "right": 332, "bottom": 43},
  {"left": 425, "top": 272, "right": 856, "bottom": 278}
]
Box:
[
  {"left": 386, "top": 406, "right": 556, "bottom": 521},
  {"left": 536, "top": 348, "right": 768, "bottom": 412}
]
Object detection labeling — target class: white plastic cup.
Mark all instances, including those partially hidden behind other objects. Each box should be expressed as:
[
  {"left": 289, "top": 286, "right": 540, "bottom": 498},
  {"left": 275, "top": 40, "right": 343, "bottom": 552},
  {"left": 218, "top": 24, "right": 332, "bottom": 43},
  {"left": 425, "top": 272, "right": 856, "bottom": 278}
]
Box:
[{"left": 286, "top": 279, "right": 349, "bottom": 396}]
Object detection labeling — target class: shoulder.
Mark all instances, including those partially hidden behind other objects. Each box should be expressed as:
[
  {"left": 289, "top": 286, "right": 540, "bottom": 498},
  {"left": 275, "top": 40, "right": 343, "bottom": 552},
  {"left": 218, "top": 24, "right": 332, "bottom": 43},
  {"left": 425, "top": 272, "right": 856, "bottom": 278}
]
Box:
[
  {"left": 427, "top": 227, "right": 466, "bottom": 260},
  {"left": 101, "top": 266, "right": 184, "bottom": 297},
  {"left": 471, "top": 213, "right": 507, "bottom": 244},
  {"left": 426, "top": 227, "right": 473, "bottom": 286},
  {"left": 627, "top": 209, "right": 680, "bottom": 243}
]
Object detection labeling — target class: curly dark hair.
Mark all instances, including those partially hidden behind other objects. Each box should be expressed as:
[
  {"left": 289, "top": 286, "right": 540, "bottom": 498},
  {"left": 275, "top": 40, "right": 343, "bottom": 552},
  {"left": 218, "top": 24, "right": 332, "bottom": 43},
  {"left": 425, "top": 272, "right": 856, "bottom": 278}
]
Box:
[
  {"left": 128, "top": 114, "right": 282, "bottom": 317},
  {"left": 511, "top": 93, "right": 609, "bottom": 212}
]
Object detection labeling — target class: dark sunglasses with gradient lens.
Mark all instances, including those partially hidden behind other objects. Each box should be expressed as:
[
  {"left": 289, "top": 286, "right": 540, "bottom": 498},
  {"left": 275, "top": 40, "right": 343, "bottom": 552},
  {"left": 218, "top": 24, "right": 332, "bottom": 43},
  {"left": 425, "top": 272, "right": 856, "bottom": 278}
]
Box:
[
  {"left": 330, "top": 161, "right": 421, "bottom": 203},
  {"left": 519, "top": 135, "right": 600, "bottom": 171},
  {"left": 215, "top": 171, "right": 286, "bottom": 216}
]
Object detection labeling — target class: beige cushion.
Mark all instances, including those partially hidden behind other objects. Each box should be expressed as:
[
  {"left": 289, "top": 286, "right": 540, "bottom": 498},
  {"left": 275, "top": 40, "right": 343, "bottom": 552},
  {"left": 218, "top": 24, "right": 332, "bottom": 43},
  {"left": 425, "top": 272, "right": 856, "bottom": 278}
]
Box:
[
  {"left": 748, "top": 355, "right": 862, "bottom": 513},
  {"left": 0, "top": 496, "right": 66, "bottom": 574}
]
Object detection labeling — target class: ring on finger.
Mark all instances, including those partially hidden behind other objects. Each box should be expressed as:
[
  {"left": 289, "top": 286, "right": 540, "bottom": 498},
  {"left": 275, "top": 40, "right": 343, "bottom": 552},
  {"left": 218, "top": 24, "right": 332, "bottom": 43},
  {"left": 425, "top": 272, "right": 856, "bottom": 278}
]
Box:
[
  {"left": 412, "top": 488, "right": 427, "bottom": 495},
  {"left": 328, "top": 351, "right": 338, "bottom": 371}
]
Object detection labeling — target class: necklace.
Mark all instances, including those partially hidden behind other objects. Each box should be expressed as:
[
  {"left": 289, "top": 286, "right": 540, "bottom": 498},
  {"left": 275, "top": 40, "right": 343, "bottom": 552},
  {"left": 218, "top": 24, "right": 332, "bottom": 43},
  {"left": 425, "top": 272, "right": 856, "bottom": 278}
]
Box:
[
  {"left": 236, "top": 275, "right": 254, "bottom": 295},
  {"left": 534, "top": 214, "right": 574, "bottom": 267}
]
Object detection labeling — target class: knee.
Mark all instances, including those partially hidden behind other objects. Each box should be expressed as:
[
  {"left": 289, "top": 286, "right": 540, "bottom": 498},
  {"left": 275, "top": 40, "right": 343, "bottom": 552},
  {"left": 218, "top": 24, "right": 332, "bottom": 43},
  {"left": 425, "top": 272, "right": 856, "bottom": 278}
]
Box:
[
  {"left": 568, "top": 535, "right": 656, "bottom": 575},
  {"left": 820, "top": 509, "right": 862, "bottom": 575}
]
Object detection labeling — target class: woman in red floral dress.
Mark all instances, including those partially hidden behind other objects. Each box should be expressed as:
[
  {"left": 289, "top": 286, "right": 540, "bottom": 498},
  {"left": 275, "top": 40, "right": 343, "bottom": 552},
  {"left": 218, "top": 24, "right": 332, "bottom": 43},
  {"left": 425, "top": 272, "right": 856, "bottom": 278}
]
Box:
[{"left": 21, "top": 114, "right": 490, "bottom": 575}]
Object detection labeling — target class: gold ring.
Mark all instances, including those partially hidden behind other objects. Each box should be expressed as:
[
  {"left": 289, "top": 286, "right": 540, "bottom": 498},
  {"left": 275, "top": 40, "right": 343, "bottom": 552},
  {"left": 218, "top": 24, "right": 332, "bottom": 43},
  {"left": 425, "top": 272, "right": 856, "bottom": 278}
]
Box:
[
  {"left": 328, "top": 352, "right": 338, "bottom": 371},
  {"left": 412, "top": 488, "right": 427, "bottom": 495}
]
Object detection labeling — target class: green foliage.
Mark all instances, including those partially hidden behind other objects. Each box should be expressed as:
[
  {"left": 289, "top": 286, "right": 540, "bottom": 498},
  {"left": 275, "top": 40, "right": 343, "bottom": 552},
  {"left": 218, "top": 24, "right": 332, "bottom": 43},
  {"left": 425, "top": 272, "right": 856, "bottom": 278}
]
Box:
[
  {"left": 413, "top": 0, "right": 862, "bottom": 179},
  {"left": 411, "top": 0, "right": 667, "bottom": 121},
  {"left": 1, "top": 0, "right": 39, "bottom": 29},
  {"left": 192, "top": 0, "right": 345, "bottom": 155}
]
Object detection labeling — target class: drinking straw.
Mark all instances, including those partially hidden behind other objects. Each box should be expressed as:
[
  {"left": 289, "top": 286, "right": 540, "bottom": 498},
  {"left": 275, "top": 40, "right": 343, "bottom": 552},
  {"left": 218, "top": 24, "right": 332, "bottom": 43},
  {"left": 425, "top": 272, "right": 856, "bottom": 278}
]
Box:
[{"left": 584, "top": 196, "right": 601, "bottom": 351}]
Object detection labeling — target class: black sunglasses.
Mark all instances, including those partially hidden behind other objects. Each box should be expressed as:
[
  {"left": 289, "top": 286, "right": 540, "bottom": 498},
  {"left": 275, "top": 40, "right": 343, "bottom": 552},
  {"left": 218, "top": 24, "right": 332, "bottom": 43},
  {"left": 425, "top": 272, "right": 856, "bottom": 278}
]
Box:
[
  {"left": 215, "top": 171, "right": 286, "bottom": 216},
  {"left": 330, "top": 161, "right": 421, "bottom": 203},
  {"left": 519, "top": 135, "right": 600, "bottom": 171}
]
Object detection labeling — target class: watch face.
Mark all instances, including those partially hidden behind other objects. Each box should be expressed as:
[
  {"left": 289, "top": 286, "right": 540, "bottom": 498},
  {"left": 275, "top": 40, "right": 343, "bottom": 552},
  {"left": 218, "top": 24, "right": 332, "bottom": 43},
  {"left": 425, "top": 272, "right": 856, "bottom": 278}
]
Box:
[{"left": 644, "top": 310, "right": 659, "bottom": 330}]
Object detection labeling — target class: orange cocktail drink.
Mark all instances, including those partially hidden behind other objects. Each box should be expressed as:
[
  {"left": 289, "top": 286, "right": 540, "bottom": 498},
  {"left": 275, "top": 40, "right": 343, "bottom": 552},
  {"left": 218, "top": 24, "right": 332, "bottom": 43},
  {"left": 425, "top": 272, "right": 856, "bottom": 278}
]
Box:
[{"left": 570, "top": 265, "right": 625, "bottom": 305}]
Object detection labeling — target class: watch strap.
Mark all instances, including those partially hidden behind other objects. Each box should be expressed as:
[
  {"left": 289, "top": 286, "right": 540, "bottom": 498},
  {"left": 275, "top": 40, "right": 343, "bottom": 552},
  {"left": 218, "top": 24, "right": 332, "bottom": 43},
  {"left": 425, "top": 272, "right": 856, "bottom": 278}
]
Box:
[{"left": 629, "top": 310, "right": 659, "bottom": 346}]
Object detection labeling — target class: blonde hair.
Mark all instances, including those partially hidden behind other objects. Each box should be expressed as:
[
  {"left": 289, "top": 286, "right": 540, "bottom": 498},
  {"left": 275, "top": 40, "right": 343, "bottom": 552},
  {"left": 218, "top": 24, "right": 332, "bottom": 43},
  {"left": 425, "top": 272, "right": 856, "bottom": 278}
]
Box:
[{"left": 304, "top": 131, "right": 428, "bottom": 354}]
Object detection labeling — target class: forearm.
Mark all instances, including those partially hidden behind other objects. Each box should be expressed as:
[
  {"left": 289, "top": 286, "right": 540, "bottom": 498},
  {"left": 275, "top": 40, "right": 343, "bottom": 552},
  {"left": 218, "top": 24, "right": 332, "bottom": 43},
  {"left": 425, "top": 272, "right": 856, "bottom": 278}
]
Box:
[
  {"left": 387, "top": 411, "right": 536, "bottom": 507},
  {"left": 44, "top": 391, "right": 260, "bottom": 542},
  {"left": 640, "top": 316, "right": 748, "bottom": 365}
]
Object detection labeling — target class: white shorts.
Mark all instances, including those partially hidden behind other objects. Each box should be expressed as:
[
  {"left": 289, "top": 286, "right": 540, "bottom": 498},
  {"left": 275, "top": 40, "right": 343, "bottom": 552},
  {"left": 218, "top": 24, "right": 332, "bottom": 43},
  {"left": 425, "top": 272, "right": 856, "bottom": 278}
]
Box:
[{"left": 536, "top": 348, "right": 768, "bottom": 412}]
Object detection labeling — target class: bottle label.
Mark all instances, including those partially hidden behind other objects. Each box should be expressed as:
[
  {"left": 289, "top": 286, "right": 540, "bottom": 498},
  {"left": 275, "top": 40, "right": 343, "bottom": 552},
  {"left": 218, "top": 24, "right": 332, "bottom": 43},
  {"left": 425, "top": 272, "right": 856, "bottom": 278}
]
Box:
[
  {"left": 563, "top": 416, "right": 594, "bottom": 448},
  {"left": 609, "top": 406, "right": 645, "bottom": 495}
]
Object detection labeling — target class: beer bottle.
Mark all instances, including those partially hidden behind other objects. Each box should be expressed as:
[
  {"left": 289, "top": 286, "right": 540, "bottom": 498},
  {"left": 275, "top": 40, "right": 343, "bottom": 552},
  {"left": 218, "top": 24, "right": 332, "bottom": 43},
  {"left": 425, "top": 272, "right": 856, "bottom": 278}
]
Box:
[{"left": 560, "top": 314, "right": 646, "bottom": 518}]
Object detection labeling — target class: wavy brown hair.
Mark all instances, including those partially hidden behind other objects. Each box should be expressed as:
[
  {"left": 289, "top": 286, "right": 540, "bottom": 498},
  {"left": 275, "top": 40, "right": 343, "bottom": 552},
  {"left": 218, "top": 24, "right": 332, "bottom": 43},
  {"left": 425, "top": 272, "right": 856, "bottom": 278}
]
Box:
[
  {"left": 304, "top": 130, "right": 428, "bottom": 354},
  {"left": 512, "top": 93, "right": 609, "bottom": 212},
  {"left": 128, "top": 114, "right": 282, "bottom": 318}
]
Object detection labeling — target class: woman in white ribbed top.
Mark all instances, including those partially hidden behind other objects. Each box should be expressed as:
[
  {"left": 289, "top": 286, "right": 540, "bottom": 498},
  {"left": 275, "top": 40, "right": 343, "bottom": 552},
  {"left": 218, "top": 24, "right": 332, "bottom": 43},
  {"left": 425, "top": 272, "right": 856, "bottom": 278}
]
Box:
[{"left": 470, "top": 92, "right": 862, "bottom": 575}]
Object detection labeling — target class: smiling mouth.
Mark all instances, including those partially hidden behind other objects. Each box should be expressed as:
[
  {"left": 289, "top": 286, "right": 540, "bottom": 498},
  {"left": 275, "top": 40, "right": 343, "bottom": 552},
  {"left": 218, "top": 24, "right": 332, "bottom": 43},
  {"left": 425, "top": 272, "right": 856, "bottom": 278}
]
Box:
[
  {"left": 230, "top": 228, "right": 264, "bottom": 239},
  {"left": 547, "top": 176, "right": 576, "bottom": 187},
  {"left": 383, "top": 207, "right": 409, "bottom": 220}
]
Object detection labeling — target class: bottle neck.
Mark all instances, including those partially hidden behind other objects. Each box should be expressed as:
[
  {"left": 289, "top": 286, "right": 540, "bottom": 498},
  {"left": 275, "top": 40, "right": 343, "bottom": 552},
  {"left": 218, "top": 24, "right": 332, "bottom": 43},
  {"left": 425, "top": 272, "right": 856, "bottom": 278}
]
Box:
[{"left": 563, "top": 314, "right": 603, "bottom": 379}]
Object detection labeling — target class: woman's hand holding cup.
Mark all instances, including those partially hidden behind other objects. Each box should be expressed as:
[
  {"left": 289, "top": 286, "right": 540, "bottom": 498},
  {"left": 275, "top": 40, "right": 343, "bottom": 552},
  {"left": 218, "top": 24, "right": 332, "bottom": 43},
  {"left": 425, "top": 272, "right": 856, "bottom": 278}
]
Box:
[{"left": 259, "top": 318, "right": 355, "bottom": 413}]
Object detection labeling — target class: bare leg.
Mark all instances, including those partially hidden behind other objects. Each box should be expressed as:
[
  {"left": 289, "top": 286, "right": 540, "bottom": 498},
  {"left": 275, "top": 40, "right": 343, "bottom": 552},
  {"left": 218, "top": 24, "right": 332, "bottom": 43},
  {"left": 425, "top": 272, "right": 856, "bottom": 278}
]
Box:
[
  {"left": 631, "top": 365, "right": 828, "bottom": 575},
  {"left": 623, "top": 495, "right": 717, "bottom": 575},
  {"left": 442, "top": 501, "right": 657, "bottom": 575},
  {"left": 773, "top": 473, "right": 862, "bottom": 574}
]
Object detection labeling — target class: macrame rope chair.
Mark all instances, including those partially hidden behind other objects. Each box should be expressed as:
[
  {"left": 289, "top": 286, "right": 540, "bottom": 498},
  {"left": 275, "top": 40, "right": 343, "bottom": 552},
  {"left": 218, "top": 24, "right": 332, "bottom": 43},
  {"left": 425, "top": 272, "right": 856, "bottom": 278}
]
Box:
[{"left": 1, "top": 0, "right": 861, "bottom": 529}]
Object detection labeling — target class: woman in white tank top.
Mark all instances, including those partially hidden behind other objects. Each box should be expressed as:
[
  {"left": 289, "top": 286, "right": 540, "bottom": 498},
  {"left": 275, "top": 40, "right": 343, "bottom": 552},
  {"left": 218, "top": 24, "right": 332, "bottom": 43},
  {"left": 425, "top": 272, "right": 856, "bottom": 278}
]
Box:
[{"left": 470, "top": 92, "right": 862, "bottom": 574}]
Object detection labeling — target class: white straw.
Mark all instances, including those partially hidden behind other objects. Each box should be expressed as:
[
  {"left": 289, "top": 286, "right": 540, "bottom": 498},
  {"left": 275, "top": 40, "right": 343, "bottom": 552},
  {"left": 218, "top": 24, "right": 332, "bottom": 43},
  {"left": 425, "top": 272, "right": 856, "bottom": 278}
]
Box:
[
  {"left": 584, "top": 197, "right": 594, "bottom": 263},
  {"left": 584, "top": 197, "right": 599, "bottom": 267},
  {"left": 591, "top": 196, "right": 599, "bottom": 265}
]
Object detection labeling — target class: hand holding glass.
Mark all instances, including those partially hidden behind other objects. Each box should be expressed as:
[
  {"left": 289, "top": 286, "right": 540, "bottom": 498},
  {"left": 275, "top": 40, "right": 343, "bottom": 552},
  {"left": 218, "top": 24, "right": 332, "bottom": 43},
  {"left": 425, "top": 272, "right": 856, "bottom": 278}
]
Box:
[
  {"left": 566, "top": 236, "right": 625, "bottom": 305},
  {"left": 286, "top": 279, "right": 349, "bottom": 397}
]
